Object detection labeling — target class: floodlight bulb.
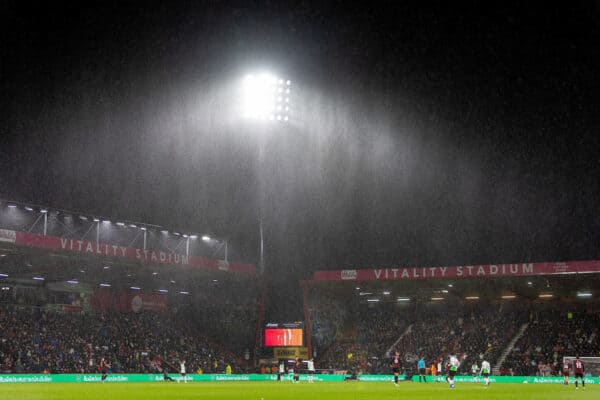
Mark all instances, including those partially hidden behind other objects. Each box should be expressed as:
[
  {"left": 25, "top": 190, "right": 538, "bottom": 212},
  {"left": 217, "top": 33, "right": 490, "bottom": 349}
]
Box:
[{"left": 286, "top": 80, "right": 291, "bottom": 85}]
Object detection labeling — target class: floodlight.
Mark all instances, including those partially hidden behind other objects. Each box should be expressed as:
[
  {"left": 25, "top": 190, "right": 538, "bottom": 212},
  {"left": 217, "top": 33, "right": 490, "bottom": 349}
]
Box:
[
  {"left": 100, "top": 283, "right": 111, "bottom": 287},
  {"left": 7, "top": 204, "right": 17, "bottom": 208},
  {"left": 202, "top": 235, "right": 211, "bottom": 242},
  {"left": 576, "top": 292, "right": 592, "bottom": 298},
  {"left": 25, "top": 206, "right": 33, "bottom": 211},
  {"left": 241, "top": 73, "right": 291, "bottom": 122},
  {"left": 40, "top": 209, "right": 48, "bottom": 213},
  {"left": 116, "top": 222, "right": 125, "bottom": 226}
]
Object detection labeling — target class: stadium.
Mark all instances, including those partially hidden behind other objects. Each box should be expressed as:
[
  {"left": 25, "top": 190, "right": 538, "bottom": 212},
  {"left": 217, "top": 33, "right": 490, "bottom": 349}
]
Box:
[{"left": 2, "top": 2, "right": 599, "bottom": 400}]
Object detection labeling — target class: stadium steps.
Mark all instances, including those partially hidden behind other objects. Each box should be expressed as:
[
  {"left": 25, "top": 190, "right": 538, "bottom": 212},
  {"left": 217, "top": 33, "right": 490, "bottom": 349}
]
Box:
[
  {"left": 492, "top": 322, "right": 529, "bottom": 374},
  {"left": 384, "top": 324, "right": 413, "bottom": 357}
]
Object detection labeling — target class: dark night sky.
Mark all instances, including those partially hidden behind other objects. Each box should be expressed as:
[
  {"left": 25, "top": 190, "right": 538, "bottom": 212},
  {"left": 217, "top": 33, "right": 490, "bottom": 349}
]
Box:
[{"left": 1, "top": 1, "right": 600, "bottom": 283}]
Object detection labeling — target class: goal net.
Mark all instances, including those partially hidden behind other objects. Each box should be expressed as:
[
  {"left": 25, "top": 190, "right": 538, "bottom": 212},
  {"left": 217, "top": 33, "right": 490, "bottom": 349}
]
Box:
[{"left": 563, "top": 356, "right": 600, "bottom": 377}]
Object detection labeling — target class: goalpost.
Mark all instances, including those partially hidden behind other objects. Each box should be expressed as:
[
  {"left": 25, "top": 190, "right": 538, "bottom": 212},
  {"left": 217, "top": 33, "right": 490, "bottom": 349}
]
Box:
[{"left": 563, "top": 356, "right": 600, "bottom": 378}]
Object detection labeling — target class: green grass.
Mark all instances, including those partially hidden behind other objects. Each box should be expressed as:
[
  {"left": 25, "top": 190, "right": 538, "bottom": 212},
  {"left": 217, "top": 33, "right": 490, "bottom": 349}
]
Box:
[{"left": 0, "top": 381, "right": 596, "bottom": 400}]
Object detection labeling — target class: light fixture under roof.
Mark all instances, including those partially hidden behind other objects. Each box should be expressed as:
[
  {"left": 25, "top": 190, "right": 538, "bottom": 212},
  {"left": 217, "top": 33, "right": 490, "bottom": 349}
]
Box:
[
  {"left": 0, "top": 273, "right": 9, "bottom": 278},
  {"left": 130, "top": 286, "right": 141, "bottom": 290},
  {"left": 465, "top": 296, "right": 479, "bottom": 300},
  {"left": 32, "top": 277, "right": 45, "bottom": 281},
  {"left": 501, "top": 295, "right": 516, "bottom": 299},
  {"left": 7, "top": 204, "right": 17, "bottom": 208},
  {"left": 40, "top": 209, "right": 48, "bottom": 213},
  {"left": 431, "top": 297, "right": 444, "bottom": 301},
  {"left": 67, "top": 280, "right": 79, "bottom": 284},
  {"left": 25, "top": 206, "right": 34, "bottom": 211},
  {"left": 538, "top": 293, "right": 553, "bottom": 298},
  {"left": 158, "top": 289, "right": 168, "bottom": 293},
  {"left": 99, "top": 283, "right": 111, "bottom": 287},
  {"left": 397, "top": 297, "right": 410, "bottom": 302},
  {"left": 180, "top": 291, "right": 189, "bottom": 295},
  {"left": 367, "top": 298, "right": 380, "bottom": 302},
  {"left": 576, "top": 292, "right": 592, "bottom": 298}
]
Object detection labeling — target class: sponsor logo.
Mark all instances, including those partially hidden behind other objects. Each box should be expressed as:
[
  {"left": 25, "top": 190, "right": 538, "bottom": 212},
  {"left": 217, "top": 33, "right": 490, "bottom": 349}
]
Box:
[
  {"left": 218, "top": 260, "right": 230, "bottom": 271},
  {"left": 552, "top": 263, "right": 569, "bottom": 273},
  {"left": 0, "top": 229, "right": 16, "bottom": 243},
  {"left": 341, "top": 270, "right": 357, "bottom": 280},
  {"left": 131, "top": 296, "right": 143, "bottom": 313}
]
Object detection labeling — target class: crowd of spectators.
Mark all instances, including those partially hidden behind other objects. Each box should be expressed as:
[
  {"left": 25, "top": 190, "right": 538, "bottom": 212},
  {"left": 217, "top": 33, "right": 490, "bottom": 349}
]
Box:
[
  {"left": 309, "top": 294, "right": 599, "bottom": 377},
  {"left": 501, "top": 306, "right": 600, "bottom": 376},
  {"left": 395, "top": 304, "right": 526, "bottom": 375},
  {"left": 0, "top": 304, "right": 248, "bottom": 374}
]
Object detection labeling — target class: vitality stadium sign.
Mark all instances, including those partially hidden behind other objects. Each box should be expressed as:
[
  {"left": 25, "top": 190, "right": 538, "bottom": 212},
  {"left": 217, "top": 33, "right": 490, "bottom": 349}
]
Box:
[
  {"left": 312, "top": 260, "right": 600, "bottom": 281},
  {"left": 3, "top": 230, "right": 255, "bottom": 274}
]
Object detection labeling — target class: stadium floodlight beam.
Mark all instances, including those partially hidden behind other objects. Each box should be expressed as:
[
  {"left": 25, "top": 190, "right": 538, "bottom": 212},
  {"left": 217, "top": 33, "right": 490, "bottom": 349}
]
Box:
[{"left": 241, "top": 73, "right": 291, "bottom": 122}]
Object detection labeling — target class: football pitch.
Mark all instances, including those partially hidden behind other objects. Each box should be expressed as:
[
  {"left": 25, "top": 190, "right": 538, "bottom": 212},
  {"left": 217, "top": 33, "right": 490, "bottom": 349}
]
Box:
[{"left": 0, "top": 381, "right": 595, "bottom": 400}]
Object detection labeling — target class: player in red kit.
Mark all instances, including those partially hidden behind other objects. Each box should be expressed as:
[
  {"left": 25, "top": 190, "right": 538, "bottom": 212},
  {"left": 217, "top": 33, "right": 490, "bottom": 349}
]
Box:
[
  {"left": 293, "top": 356, "right": 301, "bottom": 383},
  {"left": 99, "top": 357, "right": 110, "bottom": 382},
  {"left": 562, "top": 360, "right": 570, "bottom": 386},
  {"left": 573, "top": 356, "right": 585, "bottom": 390},
  {"left": 390, "top": 351, "right": 401, "bottom": 386}
]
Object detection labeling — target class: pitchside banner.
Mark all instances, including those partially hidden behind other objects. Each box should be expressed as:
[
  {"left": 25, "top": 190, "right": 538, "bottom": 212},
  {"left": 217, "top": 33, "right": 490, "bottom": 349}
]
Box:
[
  {"left": 4, "top": 230, "right": 255, "bottom": 274},
  {"left": 0, "top": 374, "right": 597, "bottom": 384},
  {"left": 312, "top": 260, "right": 600, "bottom": 282}
]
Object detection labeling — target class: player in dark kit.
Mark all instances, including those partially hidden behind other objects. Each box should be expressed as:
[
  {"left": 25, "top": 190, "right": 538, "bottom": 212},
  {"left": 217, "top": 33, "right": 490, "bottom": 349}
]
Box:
[
  {"left": 99, "top": 357, "right": 110, "bottom": 382},
  {"left": 390, "top": 351, "right": 401, "bottom": 386},
  {"left": 573, "top": 356, "right": 585, "bottom": 390}
]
